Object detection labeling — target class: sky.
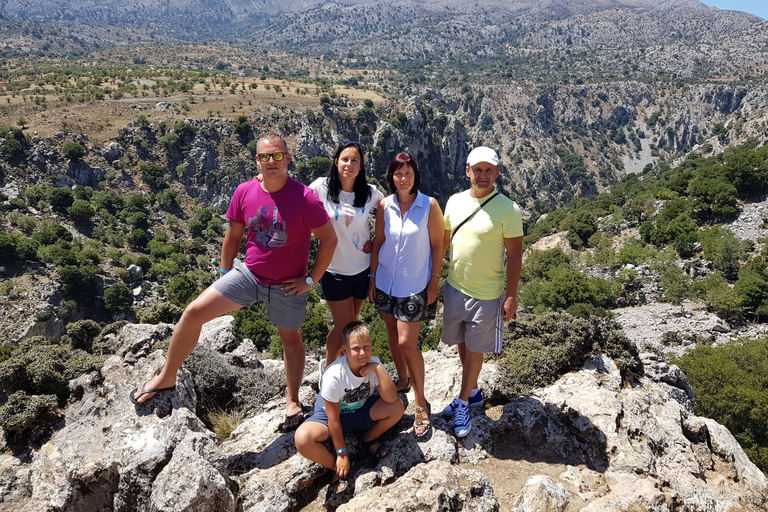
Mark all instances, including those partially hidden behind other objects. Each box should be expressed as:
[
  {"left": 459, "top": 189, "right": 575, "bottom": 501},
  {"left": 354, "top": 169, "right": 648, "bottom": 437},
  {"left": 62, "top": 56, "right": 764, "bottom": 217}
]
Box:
[{"left": 699, "top": 1, "right": 767, "bottom": 20}]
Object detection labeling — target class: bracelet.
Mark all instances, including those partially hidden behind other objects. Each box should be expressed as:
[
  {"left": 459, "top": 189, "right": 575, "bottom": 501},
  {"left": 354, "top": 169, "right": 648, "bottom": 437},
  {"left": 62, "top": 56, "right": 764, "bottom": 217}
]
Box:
[
  {"left": 431, "top": 273, "right": 440, "bottom": 278},
  {"left": 219, "top": 269, "right": 229, "bottom": 274},
  {"left": 336, "top": 447, "right": 347, "bottom": 454},
  {"left": 368, "top": 274, "right": 376, "bottom": 278}
]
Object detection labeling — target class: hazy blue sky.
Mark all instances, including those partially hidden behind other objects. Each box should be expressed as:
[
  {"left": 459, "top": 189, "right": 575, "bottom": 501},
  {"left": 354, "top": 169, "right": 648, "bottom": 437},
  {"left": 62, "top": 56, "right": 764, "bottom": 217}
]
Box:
[{"left": 700, "top": 1, "right": 767, "bottom": 20}]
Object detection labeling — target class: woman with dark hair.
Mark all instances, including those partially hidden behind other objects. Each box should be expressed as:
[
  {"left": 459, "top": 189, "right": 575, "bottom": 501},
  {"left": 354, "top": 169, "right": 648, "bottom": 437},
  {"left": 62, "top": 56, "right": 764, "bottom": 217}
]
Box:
[
  {"left": 310, "top": 141, "right": 384, "bottom": 370},
  {"left": 368, "top": 152, "right": 444, "bottom": 438}
]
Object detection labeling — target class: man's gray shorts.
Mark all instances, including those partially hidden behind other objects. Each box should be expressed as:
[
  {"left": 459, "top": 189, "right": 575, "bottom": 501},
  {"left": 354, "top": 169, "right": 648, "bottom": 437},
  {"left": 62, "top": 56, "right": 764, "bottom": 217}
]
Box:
[
  {"left": 441, "top": 282, "right": 503, "bottom": 353},
  {"left": 212, "top": 259, "right": 307, "bottom": 330}
]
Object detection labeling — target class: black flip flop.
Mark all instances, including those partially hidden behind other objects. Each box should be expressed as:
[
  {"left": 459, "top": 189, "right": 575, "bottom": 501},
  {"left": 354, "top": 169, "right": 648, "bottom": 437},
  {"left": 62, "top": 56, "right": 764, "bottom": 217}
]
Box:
[
  {"left": 129, "top": 383, "right": 177, "bottom": 405},
  {"left": 325, "top": 477, "right": 352, "bottom": 506}
]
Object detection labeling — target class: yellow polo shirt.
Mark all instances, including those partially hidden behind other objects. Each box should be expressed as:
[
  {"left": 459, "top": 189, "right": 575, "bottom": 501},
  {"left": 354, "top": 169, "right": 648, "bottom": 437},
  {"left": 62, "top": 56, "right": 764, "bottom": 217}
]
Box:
[{"left": 444, "top": 190, "right": 523, "bottom": 300}]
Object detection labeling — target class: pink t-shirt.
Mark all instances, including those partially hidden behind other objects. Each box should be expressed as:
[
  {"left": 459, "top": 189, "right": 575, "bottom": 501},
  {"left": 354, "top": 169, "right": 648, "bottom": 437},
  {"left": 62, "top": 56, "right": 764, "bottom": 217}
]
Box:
[{"left": 226, "top": 177, "right": 330, "bottom": 285}]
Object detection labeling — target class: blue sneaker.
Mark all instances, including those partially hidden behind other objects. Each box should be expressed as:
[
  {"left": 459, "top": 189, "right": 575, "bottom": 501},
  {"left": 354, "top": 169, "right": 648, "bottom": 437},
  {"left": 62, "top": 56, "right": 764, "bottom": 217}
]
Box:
[
  {"left": 452, "top": 401, "right": 471, "bottom": 438},
  {"left": 441, "top": 391, "right": 484, "bottom": 417}
]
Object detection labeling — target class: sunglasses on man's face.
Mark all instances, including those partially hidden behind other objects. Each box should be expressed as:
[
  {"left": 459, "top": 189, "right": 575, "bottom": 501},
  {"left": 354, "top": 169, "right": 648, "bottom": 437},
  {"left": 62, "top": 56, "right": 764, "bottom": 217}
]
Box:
[{"left": 257, "top": 152, "right": 285, "bottom": 162}]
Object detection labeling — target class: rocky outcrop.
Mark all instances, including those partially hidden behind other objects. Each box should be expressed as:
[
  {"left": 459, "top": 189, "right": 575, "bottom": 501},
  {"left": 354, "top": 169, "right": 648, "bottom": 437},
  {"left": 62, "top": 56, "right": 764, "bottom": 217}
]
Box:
[{"left": 1, "top": 322, "right": 765, "bottom": 512}]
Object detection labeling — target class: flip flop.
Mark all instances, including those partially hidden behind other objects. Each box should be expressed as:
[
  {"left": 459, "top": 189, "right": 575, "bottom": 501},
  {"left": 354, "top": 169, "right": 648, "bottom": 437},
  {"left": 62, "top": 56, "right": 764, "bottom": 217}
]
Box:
[
  {"left": 129, "top": 383, "right": 176, "bottom": 405},
  {"left": 278, "top": 407, "right": 306, "bottom": 433},
  {"left": 325, "top": 477, "right": 352, "bottom": 506},
  {"left": 362, "top": 439, "right": 390, "bottom": 459}
]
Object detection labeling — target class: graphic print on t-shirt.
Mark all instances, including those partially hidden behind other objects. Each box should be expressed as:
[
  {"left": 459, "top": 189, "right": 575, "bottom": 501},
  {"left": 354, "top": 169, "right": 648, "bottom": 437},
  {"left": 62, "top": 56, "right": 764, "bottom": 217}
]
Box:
[
  {"left": 248, "top": 206, "right": 287, "bottom": 248},
  {"left": 340, "top": 382, "right": 371, "bottom": 413}
]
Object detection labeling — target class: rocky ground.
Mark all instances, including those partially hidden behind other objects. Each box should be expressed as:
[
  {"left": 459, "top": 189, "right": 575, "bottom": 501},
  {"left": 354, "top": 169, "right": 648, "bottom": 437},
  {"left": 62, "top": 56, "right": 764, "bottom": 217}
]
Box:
[{"left": 1, "top": 317, "right": 766, "bottom": 512}]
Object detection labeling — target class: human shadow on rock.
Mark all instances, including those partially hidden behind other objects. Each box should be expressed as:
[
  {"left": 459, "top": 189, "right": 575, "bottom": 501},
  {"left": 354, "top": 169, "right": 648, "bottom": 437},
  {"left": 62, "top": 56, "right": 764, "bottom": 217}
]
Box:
[{"left": 487, "top": 396, "right": 609, "bottom": 472}]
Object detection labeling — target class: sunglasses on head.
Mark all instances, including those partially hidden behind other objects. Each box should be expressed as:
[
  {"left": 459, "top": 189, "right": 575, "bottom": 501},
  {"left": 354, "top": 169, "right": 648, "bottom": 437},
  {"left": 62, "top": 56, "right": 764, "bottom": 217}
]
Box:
[
  {"left": 340, "top": 140, "right": 364, "bottom": 152},
  {"left": 257, "top": 152, "right": 285, "bottom": 162}
]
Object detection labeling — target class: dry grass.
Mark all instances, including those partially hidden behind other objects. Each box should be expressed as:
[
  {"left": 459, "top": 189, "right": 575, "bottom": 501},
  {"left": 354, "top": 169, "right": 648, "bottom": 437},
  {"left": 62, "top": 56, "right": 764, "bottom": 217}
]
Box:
[{"left": 208, "top": 407, "right": 248, "bottom": 441}]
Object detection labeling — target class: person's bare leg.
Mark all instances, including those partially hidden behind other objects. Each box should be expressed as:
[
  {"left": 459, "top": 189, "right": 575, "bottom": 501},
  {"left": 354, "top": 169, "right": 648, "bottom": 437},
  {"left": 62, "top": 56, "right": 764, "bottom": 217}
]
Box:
[
  {"left": 133, "top": 287, "right": 242, "bottom": 403},
  {"left": 278, "top": 326, "right": 305, "bottom": 417},
  {"left": 382, "top": 312, "right": 409, "bottom": 387},
  {"left": 397, "top": 320, "right": 426, "bottom": 407},
  {"left": 456, "top": 342, "right": 478, "bottom": 392},
  {"left": 362, "top": 398, "right": 405, "bottom": 446},
  {"left": 459, "top": 349, "right": 484, "bottom": 402},
  {"left": 295, "top": 422, "right": 335, "bottom": 470},
  {"left": 325, "top": 297, "right": 356, "bottom": 367}
]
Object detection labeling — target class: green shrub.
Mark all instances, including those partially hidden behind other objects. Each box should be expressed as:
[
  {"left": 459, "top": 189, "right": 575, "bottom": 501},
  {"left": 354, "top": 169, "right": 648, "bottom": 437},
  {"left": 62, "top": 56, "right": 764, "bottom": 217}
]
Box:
[
  {"left": 67, "top": 199, "right": 94, "bottom": 224},
  {"left": 185, "top": 348, "right": 283, "bottom": 417},
  {"left": 137, "top": 303, "right": 183, "bottom": 324},
  {"left": 0, "top": 390, "right": 58, "bottom": 436},
  {"left": 104, "top": 283, "right": 134, "bottom": 312},
  {"left": 62, "top": 141, "right": 85, "bottom": 160},
  {"left": 167, "top": 274, "right": 199, "bottom": 307},
  {"left": 521, "top": 248, "right": 571, "bottom": 282},
  {"left": 230, "top": 305, "right": 277, "bottom": 350},
  {"left": 59, "top": 265, "right": 97, "bottom": 301},
  {"left": 126, "top": 228, "right": 149, "bottom": 249},
  {"left": 498, "top": 312, "right": 641, "bottom": 398},
  {"left": 700, "top": 227, "right": 743, "bottom": 279},
  {"left": 0, "top": 125, "right": 26, "bottom": 159},
  {"left": 33, "top": 221, "right": 72, "bottom": 246},
  {"left": 0, "top": 345, "right": 15, "bottom": 364},
  {"left": 0, "top": 343, "right": 103, "bottom": 401},
  {"left": 65, "top": 320, "right": 101, "bottom": 352},
  {"left": 674, "top": 337, "right": 768, "bottom": 475},
  {"left": 48, "top": 187, "right": 75, "bottom": 212}
]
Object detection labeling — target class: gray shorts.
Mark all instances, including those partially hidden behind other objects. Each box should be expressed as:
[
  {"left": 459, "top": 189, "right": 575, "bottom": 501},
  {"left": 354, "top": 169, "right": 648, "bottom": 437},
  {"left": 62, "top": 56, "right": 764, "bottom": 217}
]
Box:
[
  {"left": 212, "top": 258, "right": 307, "bottom": 330},
  {"left": 441, "top": 282, "right": 503, "bottom": 353}
]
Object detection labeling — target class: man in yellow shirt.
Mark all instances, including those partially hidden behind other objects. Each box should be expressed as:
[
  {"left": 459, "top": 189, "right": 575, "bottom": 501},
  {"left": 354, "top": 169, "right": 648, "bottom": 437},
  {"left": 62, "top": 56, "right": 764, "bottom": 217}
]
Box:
[{"left": 441, "top": 146, "right": 523, "bottom": 438}]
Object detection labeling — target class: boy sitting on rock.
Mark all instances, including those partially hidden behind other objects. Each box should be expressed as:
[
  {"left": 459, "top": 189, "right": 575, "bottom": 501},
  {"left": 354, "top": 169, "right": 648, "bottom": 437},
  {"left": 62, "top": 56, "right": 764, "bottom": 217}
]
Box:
[{"left": 295, "top": 320, "right": 404, "bottom": 502}]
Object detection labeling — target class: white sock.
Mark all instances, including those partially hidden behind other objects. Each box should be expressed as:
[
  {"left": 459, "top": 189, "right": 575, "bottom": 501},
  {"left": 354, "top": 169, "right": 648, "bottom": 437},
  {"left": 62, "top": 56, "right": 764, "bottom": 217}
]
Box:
[
  {"left": 457, "top": 398, "right": 468, "bottom": 406},
  {"left": 470, "top": 388, "right": 479, "bottom": 397}
]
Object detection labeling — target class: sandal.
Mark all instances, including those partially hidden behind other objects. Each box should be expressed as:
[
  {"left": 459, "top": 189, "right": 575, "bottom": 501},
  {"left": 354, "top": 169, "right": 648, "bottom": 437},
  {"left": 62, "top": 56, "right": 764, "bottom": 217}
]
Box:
[
  {"left": 325, "top": 477, "right": 352, "bottom": 506},
  {"left": 395, "top": 377, "right": 412, "bottom": 393},
  {"left": 413, "top": 401, "right": 431, "bottom": 438},
  {"left": 278, "top": 407, "right": 306, "bottom": 433},
  {"left": 362, "top": 439, "right": 390, "bottom": 459}
]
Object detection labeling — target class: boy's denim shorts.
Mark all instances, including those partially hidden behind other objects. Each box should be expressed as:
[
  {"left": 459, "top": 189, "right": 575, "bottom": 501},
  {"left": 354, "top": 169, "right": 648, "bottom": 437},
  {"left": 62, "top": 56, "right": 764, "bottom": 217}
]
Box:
[{"left": 305, "top": 394, "right": 379, "bottom": 433}]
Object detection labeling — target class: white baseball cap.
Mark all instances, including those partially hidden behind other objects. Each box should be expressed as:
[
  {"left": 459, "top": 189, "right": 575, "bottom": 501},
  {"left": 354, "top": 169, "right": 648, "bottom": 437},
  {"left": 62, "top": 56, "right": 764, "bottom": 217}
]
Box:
[{"left": 466, "top": 146, "right": 499, "bottom": 167}]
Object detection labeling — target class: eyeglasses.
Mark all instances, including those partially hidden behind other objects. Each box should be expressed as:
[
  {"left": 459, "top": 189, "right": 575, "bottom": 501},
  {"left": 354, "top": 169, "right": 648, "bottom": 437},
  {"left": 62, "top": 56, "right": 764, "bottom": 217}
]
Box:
[{"left": 257, "top": 152, "right": 285, "bottom": 162}]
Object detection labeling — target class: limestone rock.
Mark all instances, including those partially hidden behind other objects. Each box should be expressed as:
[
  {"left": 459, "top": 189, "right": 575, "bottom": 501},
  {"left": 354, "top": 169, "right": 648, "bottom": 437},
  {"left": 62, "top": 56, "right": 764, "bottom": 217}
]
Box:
[
  {"left": 127, "top": 264, "right": 143, "bottom": 282},
  {"left": 197, "top": 315, "right": 238, "bottom": 353},
  {"left": 101, "top": 141, "right": 122, "bottom": 162},
  {"left": 227, "top": 339, "right": 263, "bottom": 369},
  {"left": 513, "top": 475, "right": 570, "bottom": 512},
  {"left": 339, "top": 461, "right": 498, "bottom": 512}
]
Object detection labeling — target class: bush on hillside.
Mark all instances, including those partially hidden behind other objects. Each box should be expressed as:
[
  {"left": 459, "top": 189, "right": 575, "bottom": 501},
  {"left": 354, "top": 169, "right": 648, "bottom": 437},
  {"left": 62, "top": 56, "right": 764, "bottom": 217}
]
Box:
[
  {"left": 0, "top": 391, "right": 59, "bottom": 441},
  {"left": 62, "top": 141, "right": 85, "bottom": 160},
  {"left": 674, "top": 337, "right": 768, "bottom": 475},
  {"left": 104, "top": 283, "right": 134, "bottom": 312},
  {"left": 65, "top": 320, "right": 101, "bottom": 352},
  {"left": 137, "top": 303, "right": 183, "bottom": 324},
  {"left": 498, "top": 312, "right": 641, "bottom": 398}
]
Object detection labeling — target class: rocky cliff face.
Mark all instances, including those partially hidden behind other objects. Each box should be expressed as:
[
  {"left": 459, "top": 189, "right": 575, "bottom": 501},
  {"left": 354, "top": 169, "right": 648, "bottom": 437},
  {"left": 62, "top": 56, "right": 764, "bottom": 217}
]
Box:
[{"left": 1, "top": 320, "right": 765, "bottom": 511}]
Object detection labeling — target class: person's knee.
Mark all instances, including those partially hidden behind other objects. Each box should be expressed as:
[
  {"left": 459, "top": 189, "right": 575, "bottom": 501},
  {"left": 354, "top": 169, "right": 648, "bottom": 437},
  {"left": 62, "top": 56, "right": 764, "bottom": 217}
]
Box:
[
  {"left": 294, "top": 425, "right": 312, "bottom": 451},
  {"left": 280, "top": 330, "right": 303, "bottom": 350},
  {"left": 392, "top": 397, "right": 405, "bottom": 418}
]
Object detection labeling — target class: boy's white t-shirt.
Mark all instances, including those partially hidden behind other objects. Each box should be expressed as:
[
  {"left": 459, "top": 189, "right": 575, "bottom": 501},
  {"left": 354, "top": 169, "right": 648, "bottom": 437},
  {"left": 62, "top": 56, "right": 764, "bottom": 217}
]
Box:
[
  {"left": 308, "top": 178, "right": 383, "bottom": 275},
  {"left": 320, "top": 356, "right": 381, "bottom": 414}
]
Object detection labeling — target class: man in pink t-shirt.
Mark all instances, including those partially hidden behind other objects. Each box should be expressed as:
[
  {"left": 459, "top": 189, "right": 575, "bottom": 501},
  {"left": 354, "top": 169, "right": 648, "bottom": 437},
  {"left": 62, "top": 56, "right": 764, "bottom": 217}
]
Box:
[{"left": 131, "top": 133, "right": 337, "bottom": 432}]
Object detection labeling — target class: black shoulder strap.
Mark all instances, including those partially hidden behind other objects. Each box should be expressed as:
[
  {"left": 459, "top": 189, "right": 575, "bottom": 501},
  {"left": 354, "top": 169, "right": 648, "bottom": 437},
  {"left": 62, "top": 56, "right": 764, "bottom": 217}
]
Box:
[{"left": 450, "top": 192, "right": 499, "bottom": 242}]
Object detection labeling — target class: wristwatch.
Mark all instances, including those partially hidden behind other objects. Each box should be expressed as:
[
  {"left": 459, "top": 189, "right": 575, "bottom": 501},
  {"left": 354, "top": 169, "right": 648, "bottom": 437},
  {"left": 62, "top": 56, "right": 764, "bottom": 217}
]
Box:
[{"left": 305, "top": 275, "right": 314, "bottom": 286}]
